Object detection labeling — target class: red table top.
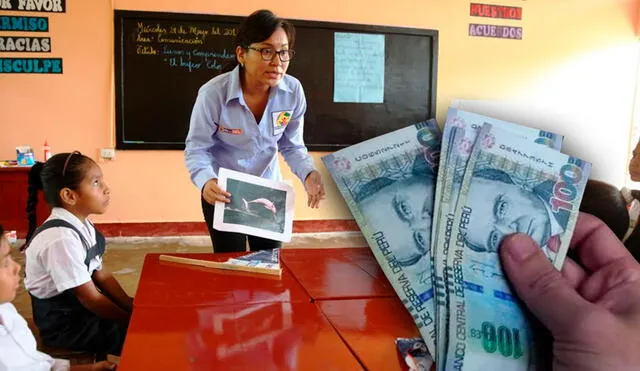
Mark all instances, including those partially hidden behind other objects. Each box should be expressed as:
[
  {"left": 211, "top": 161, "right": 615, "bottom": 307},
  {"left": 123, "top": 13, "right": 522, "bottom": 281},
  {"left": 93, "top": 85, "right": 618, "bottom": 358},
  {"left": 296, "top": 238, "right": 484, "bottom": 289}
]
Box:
[
  {"left": 133, "top": 253, "right": 311, "bottom": 308},
  {"left": 280, "top": 248, "right": 396, "bottom": 300},
  {"left": 318, "top": 298, "right": 421, "bottom": 371},
  {"left": 118, "top": 301, "right": 364, "bottom": 371}
]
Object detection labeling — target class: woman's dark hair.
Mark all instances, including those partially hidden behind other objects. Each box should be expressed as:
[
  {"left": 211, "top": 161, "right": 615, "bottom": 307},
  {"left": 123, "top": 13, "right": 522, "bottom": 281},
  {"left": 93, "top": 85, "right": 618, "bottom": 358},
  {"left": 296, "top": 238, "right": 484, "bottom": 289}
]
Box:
[
  {"left": 223, "top": 9, "right": 295, "bottom": 72},
  {"left": 24, "top": 151, "right": 93, "bottom": 246},
  {"left": 579, "top": 179, "right": 629, "bottom": 240}
]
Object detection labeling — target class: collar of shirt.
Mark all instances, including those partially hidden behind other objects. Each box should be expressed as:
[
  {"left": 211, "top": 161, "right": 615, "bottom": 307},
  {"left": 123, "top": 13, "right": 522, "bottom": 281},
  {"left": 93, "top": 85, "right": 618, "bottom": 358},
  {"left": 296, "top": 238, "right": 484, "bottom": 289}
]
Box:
[
  {"left": 0, "top": 303, "right": 65, "bottom": 370},
  {"left": 48, "top": 207, "right": 95, "bottom": 241},
  {"left": 224, "top": 65, "right": 293, "bottom": 105},
  {"left": 0, "top": 303, "right": 15, "bottom": 333}
]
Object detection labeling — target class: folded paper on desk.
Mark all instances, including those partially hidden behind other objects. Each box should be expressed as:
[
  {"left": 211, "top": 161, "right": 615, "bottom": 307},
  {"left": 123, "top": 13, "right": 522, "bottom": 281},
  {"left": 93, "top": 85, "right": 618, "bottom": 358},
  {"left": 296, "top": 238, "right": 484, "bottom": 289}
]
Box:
[{"left": 159, "top": 249, "right": 282, "bottom": 276}]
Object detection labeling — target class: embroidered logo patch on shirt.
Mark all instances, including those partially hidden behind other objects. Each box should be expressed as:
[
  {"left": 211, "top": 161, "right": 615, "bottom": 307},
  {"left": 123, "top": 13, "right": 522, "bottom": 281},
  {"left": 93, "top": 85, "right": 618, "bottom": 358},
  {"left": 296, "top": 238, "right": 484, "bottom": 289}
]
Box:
[
  {"left": 219, "top": 126, "right": 243, "bottom": 135},
  {"left": 272, "top": 111, "right": 292, "bottom": 129}
]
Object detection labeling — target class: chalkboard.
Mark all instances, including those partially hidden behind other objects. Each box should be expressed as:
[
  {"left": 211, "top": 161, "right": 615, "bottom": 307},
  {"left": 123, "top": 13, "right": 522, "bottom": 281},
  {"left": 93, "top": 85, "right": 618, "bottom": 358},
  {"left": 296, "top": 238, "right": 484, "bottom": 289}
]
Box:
[{"left": 114, "top": 10, "right": 438, "bottom": 150}]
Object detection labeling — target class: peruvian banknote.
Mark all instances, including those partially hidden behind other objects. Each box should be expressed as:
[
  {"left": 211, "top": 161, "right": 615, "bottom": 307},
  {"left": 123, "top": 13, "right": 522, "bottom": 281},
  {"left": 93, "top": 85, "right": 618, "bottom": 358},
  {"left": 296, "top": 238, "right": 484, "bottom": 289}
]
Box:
[
  {"left": 443, "top": 123, "right": 590, "bottom": 370},
  {"left": 323, "top": 120, "right": 441, "bottom": 356},
  {"left": 431, "top": 109, "right": 563, "bottom": 370}
]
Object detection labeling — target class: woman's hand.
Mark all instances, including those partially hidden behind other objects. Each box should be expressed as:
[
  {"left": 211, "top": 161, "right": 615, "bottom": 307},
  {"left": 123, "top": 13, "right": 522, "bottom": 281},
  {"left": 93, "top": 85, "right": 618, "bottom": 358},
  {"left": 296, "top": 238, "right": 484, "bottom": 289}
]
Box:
[
  {"left": 202, "top": 178, "right": 231, "bottom": 205},
  {"left": 304, "top": 170, "right": 325, "bottom": 209}
]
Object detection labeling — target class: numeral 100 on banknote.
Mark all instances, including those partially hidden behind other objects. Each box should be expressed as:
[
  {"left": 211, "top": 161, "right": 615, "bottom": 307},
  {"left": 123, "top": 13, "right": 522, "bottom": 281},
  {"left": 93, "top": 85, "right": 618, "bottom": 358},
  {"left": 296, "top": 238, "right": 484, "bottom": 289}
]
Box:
[
  {"left": 469, "top": 322, "right": 524, "bottom": 359},
  {"left": 551, "top": 161, "right": 585, "bottom": 214}
]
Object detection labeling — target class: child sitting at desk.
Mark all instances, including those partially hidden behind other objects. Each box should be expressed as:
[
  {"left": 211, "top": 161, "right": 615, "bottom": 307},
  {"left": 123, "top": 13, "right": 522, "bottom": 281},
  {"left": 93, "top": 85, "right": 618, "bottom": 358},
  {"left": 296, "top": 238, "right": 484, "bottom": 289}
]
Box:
[
  {"left": 0, "top": 224, "right": 116, "bottom": 370},
  {"left": 22, "top": 152, "right": 132, "bottom": 357}
]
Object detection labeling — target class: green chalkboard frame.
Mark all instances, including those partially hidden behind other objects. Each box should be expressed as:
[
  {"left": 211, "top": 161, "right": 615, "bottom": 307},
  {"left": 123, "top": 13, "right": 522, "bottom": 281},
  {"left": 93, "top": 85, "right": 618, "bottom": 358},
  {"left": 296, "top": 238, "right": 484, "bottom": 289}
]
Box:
[{"left": 114, "top": 10, "right": 438, "bottom": 150}]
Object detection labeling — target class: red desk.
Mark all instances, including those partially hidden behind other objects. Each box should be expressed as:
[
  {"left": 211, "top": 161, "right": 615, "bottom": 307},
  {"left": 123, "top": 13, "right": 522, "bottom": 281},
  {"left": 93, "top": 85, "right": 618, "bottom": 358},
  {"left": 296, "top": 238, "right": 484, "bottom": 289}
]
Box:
[
  {"left": 280, "top": 248, "right": 396, "bottom": 300},
  {"left": 133, "top": 253, "right": 310, "bottom": 308},
  {"left": 119, "top": 302, "right": 363, "bottom": 371},
  {"left": 318, "top": 298, "right": 421, "bottom": 371},
  {"left": 121, "top": 249, "right": 420, "bottom": 370},
  {"left": 339, "top": 247, "right": 393, "bottom": 281}
]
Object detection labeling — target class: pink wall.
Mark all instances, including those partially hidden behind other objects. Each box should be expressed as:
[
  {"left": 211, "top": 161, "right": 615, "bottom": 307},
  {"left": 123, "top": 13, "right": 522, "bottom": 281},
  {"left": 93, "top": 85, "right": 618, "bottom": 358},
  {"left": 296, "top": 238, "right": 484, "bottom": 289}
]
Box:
[{"left": 1, "top": 0, "right": 638, "bottom": 223}]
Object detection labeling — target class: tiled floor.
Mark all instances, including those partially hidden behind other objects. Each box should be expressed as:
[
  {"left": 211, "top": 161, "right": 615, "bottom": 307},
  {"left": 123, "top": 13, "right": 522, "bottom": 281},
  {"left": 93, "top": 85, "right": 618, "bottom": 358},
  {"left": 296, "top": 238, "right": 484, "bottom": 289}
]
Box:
[{"left": 11, "top": 232, "right": 366, "bottom": 320}]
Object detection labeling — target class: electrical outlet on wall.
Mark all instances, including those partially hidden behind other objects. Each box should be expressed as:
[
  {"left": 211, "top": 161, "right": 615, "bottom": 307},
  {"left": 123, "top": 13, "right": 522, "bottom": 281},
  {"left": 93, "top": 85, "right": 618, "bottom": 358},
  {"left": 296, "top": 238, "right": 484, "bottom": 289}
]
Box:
[{"left": 100, "top": 148, "right": 116, "bottom": 160}]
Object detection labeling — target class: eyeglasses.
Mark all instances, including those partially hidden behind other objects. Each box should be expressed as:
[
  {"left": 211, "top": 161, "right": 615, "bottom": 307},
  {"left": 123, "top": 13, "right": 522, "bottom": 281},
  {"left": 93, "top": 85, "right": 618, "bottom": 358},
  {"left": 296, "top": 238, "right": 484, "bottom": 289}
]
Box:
[{"left": 246, "top": 47, "right": 295, "bottom": 62}]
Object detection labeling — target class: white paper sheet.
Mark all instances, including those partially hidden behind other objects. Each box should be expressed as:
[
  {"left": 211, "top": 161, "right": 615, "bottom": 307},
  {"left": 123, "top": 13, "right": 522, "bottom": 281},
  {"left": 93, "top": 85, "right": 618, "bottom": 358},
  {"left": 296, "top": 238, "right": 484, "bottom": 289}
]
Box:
[{"left": 213, "top": 168, "right": 295, "bottom": 242}]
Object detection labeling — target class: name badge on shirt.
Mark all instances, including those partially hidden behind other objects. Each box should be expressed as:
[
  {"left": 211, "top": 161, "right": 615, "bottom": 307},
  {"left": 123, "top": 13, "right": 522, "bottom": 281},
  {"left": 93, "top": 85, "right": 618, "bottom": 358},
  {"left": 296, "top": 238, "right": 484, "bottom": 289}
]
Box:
[
  {"left": 219, "top": 125, "right": 243, "bottom": 135},
  {"left": 271, "top": 110, "right": 293, "bottom": 136}
]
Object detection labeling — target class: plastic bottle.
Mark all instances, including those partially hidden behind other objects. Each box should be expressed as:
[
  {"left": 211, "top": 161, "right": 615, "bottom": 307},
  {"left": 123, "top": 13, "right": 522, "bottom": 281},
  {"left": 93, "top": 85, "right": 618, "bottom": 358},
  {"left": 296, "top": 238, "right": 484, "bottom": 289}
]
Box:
[{"left": 43, "top": 140, "right": 52, "bottom": 161}]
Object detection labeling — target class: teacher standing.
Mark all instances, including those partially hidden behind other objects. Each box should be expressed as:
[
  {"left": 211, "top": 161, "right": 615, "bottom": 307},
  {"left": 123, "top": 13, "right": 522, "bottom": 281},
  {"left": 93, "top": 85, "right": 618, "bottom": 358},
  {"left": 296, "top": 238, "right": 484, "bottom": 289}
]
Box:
[{"left": 185, "top": 9, "right": 325, "bottom": 253}]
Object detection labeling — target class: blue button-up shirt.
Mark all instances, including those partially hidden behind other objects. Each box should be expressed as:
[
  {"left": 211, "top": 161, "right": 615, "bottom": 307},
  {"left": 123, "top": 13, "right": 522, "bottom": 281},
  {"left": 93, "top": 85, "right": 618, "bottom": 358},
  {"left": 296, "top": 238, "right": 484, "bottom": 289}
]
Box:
[{"left": 185, "top": 66, "right": 316, "bottom": 190}]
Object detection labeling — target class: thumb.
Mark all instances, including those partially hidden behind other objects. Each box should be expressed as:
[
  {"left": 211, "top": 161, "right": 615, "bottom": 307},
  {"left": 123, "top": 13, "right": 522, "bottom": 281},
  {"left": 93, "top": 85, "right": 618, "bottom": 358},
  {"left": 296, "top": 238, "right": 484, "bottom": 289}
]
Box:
[{"left": 500, "top": 233, "right": 589, "bottom": 334}]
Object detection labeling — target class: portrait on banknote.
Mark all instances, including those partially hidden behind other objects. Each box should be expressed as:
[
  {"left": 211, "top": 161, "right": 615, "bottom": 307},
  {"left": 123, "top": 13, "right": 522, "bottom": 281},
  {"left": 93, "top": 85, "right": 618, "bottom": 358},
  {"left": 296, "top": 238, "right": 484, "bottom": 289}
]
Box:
[
  {"left": 213, "top": 168, "right": 295, "bottom": 242},
  {"left": 354, "top": 151, "right": 436, "bottom": 268},
  {"left": 323, "top": 121, "right": 441, "bottom": 355},
  {"left": 462, "top": 168, "right": 565, "bottom": 259}
]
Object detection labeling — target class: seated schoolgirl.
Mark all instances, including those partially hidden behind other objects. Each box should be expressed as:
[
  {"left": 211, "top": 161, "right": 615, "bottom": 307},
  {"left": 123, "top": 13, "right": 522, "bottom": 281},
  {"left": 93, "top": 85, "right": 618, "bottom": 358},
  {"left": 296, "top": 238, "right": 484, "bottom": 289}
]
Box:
[
  {"left": 0, "top": 224, "right": 116, "bottom": 370},
  {"left": 23, "top": 152, "right": 132, "bottom": 356}
]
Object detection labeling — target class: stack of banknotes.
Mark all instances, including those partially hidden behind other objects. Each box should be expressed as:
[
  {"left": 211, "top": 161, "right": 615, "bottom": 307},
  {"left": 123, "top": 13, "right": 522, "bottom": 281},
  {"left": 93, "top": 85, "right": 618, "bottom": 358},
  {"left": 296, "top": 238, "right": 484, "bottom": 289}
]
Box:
[{"left": 322, "top": 108, "right": 591, "bottom": 371}]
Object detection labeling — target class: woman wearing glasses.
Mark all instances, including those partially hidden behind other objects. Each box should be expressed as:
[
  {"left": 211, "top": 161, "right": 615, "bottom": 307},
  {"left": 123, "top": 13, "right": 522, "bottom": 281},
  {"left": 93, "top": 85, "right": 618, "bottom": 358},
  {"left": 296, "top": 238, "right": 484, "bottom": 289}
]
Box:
[{"left": 185, "top": 9, "right": 325, "bottom": 253}]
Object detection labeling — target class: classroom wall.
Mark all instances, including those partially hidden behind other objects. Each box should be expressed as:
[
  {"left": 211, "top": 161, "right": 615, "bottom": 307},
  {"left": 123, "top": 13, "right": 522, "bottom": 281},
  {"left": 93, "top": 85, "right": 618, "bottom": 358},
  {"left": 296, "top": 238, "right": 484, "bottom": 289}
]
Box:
[{"left": 1, "top": 0, "right": 638, "bottom": 223}]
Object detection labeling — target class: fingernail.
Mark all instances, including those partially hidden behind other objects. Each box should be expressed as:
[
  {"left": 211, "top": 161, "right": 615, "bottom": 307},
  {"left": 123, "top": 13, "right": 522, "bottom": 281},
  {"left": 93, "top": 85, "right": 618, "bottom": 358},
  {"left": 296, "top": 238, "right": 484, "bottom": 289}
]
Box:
[{"left": 503, "top": 234, "right": 538, "bottom": 263}]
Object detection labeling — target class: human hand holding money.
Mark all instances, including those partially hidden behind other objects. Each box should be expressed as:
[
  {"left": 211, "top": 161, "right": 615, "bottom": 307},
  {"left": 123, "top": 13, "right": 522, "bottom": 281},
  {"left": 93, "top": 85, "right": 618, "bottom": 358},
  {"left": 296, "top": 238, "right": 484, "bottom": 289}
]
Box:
[
  {"left": 323, "top": 109, "right": 606, "bottom": 370},
  {"left": 442, "top": 122, "right": 590, "bottom": 370},
  {"left": 501, "top": 213, "right": 640, "bottom": 371}
]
